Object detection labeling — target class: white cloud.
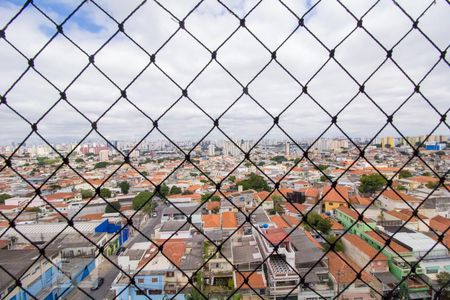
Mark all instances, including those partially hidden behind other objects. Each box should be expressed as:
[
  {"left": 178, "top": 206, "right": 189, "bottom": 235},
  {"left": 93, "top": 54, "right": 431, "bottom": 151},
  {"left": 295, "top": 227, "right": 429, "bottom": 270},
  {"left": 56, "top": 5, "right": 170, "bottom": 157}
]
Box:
[{"left": 0, "top": 0, "right": 448, "bottom": 146}]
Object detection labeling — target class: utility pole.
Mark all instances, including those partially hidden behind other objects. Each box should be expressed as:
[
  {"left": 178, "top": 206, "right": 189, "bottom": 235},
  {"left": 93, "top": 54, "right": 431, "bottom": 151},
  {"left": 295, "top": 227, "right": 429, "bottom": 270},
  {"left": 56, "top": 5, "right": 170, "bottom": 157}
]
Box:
[{"left": 336, "top": 270, "right": 344, "bottom": 300}]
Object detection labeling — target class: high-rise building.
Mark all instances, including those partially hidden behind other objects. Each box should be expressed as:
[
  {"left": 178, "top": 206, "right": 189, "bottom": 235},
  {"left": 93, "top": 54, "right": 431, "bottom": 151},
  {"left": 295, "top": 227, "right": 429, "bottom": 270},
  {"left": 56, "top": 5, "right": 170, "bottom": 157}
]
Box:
[
  {"left": 99, "top": 149, "right": 109, "bottom": 161},
  {"left": 387, "top": 137, "right": 395, "bottom": 149},
  {"left": 285, "top": 141, "right": 290, "bottom": 156},
  {"left": 208, "top": 144, "right": 215, "bottom": 156}
]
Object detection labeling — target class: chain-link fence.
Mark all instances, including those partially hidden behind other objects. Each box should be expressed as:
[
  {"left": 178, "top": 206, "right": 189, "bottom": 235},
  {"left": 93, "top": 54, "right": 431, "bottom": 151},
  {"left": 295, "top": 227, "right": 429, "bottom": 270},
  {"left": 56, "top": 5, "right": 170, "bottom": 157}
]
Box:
[{"left": 0, "top": 0, "right": 449, "bottom": 299}]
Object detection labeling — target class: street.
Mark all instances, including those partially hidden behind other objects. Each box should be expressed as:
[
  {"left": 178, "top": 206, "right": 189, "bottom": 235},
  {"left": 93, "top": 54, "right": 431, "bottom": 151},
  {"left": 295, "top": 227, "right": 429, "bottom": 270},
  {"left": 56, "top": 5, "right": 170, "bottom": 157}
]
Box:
[
  {"left": 66, "top": 256, "right": 119, "bottom": 300},
  {"left": 130, "top": 204, "right": 163, "bottom": 244}
]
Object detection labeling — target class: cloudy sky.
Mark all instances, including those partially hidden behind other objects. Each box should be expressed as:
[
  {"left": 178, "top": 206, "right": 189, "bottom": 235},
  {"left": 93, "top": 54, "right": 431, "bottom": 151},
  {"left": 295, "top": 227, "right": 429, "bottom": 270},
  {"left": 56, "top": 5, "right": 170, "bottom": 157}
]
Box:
[{"left": 0, "top": 0, "right": 448, "bottom": 146}]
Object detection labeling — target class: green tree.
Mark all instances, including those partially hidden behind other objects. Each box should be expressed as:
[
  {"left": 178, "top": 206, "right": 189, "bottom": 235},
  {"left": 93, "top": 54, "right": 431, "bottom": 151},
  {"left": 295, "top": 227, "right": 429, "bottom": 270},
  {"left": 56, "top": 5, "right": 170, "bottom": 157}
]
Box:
[
  {"left": 228, "top": 175, "right": 236, "bottom": 183},
  {"left": 94, "top": 161, "right": 109, "bottom": 169},
  {"left": 105, "top": 201, "right": 121, "bottom": 213},
  {"left": 317, "top": 218, "right": 332, "bottom": 234},
  {"left": 305, "top": 212, "right": 331, "bottom": 234},
  {"left": 399, "top": 170, "right": 412, "bottom": 179},
  {"left": 320, "top": 175, "right": 329, "bottom": 182},
  {"left": 272, "top": 195, "right": 284, "bottom": 214},
  {"left": 169, "top": 185, "right": 182, "bottom": 195},
  {"left": 100, "top": 188, "right": 112, "bottom": 198},
  {"left": 316, "top": 164, "right": 328, "bottom": 171},
  {"left": 271, "top": 155, "right": 287, "bottom": 163},
  {"left": 323, "top": 234, "right": 344, "bottom": 252},
  {"left": 81, "top": 189, "right": 94, "bottom": 199},
  {"left": 237, "top": 173, "right": 270, "bottom": 192},
  {"left": 27, "top": 207, "right": 42, "bottom": 214},
  {"left": 75, "top": 158, "right": 84, "bottom": 163},
  {"left": 118, "top": 181, "right": 130, "bottom": 194},
  {"left": 132, "top": 191, "right": 156, "bottom": 214},
  {"left": 0, "top": 193, "right": 12, "bottom": 204},
  {"left": 426, "top": 181, "right": 439, "bottom": 189},
  {"left": 159, "top": 183, "right": 170, "bottom": 198},
  {"left": 358, "top": 173, "right": 386, "bottom": 194},
  {"left": 437, "top": 271, "right": 450, "bottom": 299},
  {"left": 141, "top": 171, "right": 149, "bottom": 177},
  {"left": 201, "top": 193, "right": 221, "bottom": 202}
]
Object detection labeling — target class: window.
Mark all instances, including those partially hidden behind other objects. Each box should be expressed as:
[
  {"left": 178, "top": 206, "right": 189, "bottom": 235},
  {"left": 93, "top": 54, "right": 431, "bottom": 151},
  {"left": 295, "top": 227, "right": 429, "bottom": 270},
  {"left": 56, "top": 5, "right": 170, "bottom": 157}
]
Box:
[
  {"left": 137, "top": 278, "right": 144, "bottom": 284},
  {"left": 426, "top": 267, "right": 439, "bottom": 274},
  {"left": 148, "top": 289, "right": 162, "bottom": 295},
  {"left": 151, "top": 277, "right": 158, "bottom": 283},
  {"left": 136, "top": 289, "right": 146, "bottom": 295},
  {"left": 166, "top": 272, "right": 174, "bottom": 277}
]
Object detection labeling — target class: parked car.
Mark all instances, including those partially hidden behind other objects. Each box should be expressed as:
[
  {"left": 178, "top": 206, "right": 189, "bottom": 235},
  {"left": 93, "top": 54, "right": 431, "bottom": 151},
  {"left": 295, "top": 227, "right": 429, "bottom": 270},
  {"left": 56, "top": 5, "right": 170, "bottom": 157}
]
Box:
[{"left": 90, "top": 277, "right": 104, "bottom": 291}]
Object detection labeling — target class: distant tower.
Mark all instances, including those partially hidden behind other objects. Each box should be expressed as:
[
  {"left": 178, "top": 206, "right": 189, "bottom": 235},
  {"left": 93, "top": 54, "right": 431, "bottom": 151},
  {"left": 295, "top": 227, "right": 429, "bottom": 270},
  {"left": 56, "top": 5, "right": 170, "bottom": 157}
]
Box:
[
  {"left": 285, "top": 141, "right": 290, "bottom": 157},
  {"left": 208, "top": 144, "right": 215, "bottom": 156}
]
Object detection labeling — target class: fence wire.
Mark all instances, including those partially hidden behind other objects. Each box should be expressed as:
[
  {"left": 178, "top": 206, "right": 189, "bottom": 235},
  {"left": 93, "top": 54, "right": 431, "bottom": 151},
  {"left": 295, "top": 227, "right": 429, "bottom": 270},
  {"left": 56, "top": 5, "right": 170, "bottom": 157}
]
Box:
[{"left": 0, "top": 0, "right": 449, "bottom": 300}]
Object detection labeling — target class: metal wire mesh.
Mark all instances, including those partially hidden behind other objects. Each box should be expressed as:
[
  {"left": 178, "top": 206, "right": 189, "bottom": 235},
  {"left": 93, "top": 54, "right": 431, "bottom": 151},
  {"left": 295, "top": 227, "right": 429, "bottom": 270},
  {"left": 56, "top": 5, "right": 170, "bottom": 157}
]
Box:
[{"left": 0, "top": 0, "right": 449, "bottom": 299}]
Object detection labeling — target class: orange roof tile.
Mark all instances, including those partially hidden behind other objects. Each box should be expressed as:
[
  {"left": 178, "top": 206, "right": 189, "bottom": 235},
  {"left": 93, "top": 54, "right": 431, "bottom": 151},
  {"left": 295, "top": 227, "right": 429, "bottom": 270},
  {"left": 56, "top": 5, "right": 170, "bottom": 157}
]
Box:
[
  {"left": 285, "top": 202, "right": 308, "bottom": 215},
  {"left": 270, "top": 215, "right": 290, "bottom": 229},
  {"left": 206, "top": 201, "right": 220, "bottom": 211},
  {"left": 327, "top": 252, "right": 373, "bottom": 284},
  {"left": 264, "top": 228, "right": 290, "bottom": 244},
  {"left": 322, "top": 185, "right": 349, "bottom": 203},
  {"left": 235, "top": 272, "right": 266, "bottom": 289},
  {"left": 409, "top": 176, "right": 439, "bottom": 184},
  {"left": 299, "top": 187, "right": 320, "bottom": 198},
  {"left": 282, "top": 214, "right": 301, "bottom": 227},
  {"left": 45, "top": 192, "right": 76, "bottom": 201},
  {"left": 202, "top": 214, "right": 221, "bottom": 229},
  {"left": 381, "top": 189, "right": 420, "bottom": 202},
  {"left": 430, "top": 215, "right": 450, "bottom": 233},
  {"left": 222, "top": 211, "right": 237, "bottom": 229},
  {"left": 137, "top": 240, "right": 186, "bottom": 269}
]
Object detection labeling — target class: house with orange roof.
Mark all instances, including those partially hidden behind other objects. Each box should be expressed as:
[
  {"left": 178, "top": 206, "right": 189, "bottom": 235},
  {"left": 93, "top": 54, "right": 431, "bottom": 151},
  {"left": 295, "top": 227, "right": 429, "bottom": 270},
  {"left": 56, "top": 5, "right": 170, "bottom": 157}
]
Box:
[
  {"left": 202, "top": 214, "right": 221, "bottom": 231},
  {"left": 299, "top": 187, "right": 320, "bottom": 203},
  {"left": 222, "top": 211, "right": 237, "bottom": 230},
  {"left": 233, "top": 271, "right": 267, "bottom": 295},
  {"left": 429, "top": 215, "right": 450, "bottom": 234},
  {"left": 349, "top": 195, "right": 372, "bottom": 206},
  {"left": 327, "top": 251, "right": 376, "bottom": 300},
  {"left": 255, "top": 191, "right": 274, "bottom": 211},
  {"left": 321, "top": 185, "right": 350, "bottom": 212},
  {"left": 384, "top": 210, "right": 429, "bottom": 232},
  {"left": 281, "top": 214, "right": 301, "bottom": 227},
  {"left": 284, "top": 202, "right": 309, "bottom": 217},
  {"left": 378, "top": 189, "right": 422, "bottom": 210},
  {"left": 113, "top": 239, "right": 190, "bottom": 298},
  {"left": 270, "top": 215, "right": 290, "bottom": 229}
]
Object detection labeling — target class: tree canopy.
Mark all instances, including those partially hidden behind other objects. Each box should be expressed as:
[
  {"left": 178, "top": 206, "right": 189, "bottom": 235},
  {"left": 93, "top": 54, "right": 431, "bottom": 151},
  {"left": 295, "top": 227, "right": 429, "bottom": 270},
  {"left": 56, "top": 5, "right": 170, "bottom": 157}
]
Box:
[
  {"left": 271, "top": 155, "right": 287, "bottom": 163},
  {"left": 99, "top": 188, "right": 112, "bottom": 198},
  {"left": 358, "top": 173, "right": 386, "bottom": 194},
  {"left": 399, "top": 170, "right": 412, "bottom": 179},
  {"left": 132, "top": 191, "right": 156, "bottom": 214},
  {"left": 201, "top": 193, "right": 221, "bottom": 202},
  {"left": 80, "top": 189, "right": 94, "bottom": 199},
  {"left": 304, "top": 211, "right": 332, "bottom": 234},
  {"left": 0, "top": 193, "right": 12, "bottom": 204},
  {"left": 94, "top": 161, "right": 109, "bottom": 169},
  {"left": 237, "top": 173, "right": 270, "bottom": 192},
  {"left": 118, "top": 181, "right": 130, "bottom": 194},
  {"left": 105, "top": 201, "right": 121, "bottom": 213},
  {"left": 323, "top": 234, "right": 344, "bottom": 252},
  {"left": 437, "top": 271, "right": 450, "bottom": 299},
  {"left": 169, "top": 185, "right": 182, "bottom": 195}
]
